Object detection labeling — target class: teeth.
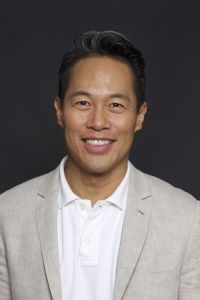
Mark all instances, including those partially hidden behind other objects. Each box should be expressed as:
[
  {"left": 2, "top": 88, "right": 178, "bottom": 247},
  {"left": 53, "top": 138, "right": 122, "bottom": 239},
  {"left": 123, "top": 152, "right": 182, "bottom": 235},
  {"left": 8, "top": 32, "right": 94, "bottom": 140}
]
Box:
[{"left": 86, "top": 139, "right": 112, "bottom": 146}]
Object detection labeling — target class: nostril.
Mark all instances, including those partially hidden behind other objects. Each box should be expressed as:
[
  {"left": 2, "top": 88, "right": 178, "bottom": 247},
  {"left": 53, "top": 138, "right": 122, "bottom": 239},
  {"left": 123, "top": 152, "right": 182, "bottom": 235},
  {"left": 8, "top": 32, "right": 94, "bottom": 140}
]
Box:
[{"left": 86, "top": 113, "right": 111, "bottom": 130}]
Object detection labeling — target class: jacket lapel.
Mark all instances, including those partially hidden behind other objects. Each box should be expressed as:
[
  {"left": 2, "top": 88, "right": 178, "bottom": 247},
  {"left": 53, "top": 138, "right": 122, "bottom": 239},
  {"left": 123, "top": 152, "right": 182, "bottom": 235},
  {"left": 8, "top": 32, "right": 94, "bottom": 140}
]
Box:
[
  {"left": 114, "top": 164, "right": 152, "bottom": 300},
  {"left": 35, "top": 168, "right": 61, "bottom": 300}
]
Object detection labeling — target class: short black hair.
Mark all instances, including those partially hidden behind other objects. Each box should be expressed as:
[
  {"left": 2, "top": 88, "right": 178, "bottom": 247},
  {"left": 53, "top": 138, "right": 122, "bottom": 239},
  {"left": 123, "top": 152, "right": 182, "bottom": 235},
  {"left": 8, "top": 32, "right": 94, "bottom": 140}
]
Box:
[{"left": 58, "top": 30, "right": 145, "bottom": 109}]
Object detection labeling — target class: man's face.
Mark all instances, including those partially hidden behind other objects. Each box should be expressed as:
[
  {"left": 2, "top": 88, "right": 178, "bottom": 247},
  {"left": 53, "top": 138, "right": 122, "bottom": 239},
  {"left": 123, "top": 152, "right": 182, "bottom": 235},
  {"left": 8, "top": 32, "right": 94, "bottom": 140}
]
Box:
[{"left": 54, "top": 56, "right": 147, "bottom": 176}]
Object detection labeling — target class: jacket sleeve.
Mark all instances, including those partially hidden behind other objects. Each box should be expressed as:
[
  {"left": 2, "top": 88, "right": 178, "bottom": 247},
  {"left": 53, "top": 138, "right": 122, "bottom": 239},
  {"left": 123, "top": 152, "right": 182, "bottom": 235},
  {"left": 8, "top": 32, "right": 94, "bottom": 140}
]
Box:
[
  {"left": 0, "top": 229, "right": 12, "bottom": 299},
  {"left": 178, "top": 200, "right": 200, "bottom": 299}
]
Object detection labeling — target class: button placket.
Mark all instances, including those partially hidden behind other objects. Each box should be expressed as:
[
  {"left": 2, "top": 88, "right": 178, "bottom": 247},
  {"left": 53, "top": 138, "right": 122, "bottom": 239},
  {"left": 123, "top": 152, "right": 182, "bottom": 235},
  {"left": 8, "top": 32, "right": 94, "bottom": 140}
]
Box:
[{"left": 79, "top": 208, "right": 105, "bottom": 266}]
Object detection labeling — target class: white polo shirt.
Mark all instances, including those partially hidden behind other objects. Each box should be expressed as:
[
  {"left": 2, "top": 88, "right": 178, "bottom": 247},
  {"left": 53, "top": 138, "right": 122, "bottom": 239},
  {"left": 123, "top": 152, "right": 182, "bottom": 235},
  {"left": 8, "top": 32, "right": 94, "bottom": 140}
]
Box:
[{"left": 57, "top": 157, "right": 130, "bottom": 300}]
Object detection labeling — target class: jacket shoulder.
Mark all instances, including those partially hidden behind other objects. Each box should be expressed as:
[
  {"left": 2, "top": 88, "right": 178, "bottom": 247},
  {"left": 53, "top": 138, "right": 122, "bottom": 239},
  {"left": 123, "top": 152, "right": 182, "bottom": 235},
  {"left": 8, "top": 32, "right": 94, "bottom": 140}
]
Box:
[
  {"left": 143, "top": 171, "right": 198, "bottom": 213},
  {"left": 0, "top": 168, "right": 58, "bottom": 209}
]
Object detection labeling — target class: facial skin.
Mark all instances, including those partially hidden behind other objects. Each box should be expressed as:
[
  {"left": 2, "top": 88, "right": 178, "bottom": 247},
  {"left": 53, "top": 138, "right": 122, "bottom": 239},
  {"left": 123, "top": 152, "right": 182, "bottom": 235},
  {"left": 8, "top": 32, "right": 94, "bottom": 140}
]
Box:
[{"left": 54, "top": 56, "right": 147, "bottom": 201}]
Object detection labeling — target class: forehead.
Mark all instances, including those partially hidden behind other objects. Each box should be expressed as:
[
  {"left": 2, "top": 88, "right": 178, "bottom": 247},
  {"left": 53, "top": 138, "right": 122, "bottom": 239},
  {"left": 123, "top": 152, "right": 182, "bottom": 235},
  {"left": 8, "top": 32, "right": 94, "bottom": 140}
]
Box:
[{"left": 67, "top": 56, "right": 135, "bottom": 94}]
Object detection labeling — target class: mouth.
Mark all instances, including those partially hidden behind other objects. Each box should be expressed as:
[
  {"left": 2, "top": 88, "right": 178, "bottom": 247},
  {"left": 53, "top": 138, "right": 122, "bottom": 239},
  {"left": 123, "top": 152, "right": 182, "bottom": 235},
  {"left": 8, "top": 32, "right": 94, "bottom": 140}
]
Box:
[
  {"left": 84, "top": 139, "right": 113, "bottom": 146},
  {"left": 82, "top": 138, "right": 115, "bottom": 154}
]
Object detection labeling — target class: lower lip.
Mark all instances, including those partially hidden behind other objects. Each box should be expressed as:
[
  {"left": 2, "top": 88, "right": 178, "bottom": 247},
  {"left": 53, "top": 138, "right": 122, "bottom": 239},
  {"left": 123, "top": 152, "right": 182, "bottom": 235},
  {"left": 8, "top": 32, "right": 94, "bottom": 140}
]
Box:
[{"left": 82, "top": 141, "right": 114, "bottom": 154}]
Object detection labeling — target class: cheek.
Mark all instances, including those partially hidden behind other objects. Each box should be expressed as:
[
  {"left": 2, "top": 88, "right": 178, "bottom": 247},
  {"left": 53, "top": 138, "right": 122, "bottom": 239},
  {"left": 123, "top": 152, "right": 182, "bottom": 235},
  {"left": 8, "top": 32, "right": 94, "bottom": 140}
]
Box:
[
  {"left": 113, "top": 116, "right": 136, "bottom": 136},
  {"left": 63, "top": 112, "right": 85, "bottom": 132},
  {"left": 62, "top": 113, "right": 87, "bottom": 148}
]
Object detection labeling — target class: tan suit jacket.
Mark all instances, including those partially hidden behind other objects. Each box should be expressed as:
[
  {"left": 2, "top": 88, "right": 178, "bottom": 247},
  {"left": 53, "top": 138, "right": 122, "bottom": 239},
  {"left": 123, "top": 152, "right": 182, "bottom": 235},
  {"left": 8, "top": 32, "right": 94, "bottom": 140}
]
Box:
[{"left": 0, "top": 162, "right": 200, "bottom": 300}]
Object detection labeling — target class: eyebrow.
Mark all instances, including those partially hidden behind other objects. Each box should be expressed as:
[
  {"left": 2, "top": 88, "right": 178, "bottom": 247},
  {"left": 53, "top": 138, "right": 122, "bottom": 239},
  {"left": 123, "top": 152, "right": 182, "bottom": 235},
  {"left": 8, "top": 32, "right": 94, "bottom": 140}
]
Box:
[
  {"left": 70, "top": 91, "right": 91, "bottom": 98},
  {"left": 109, "top": 93, "right": 130, "bottom": 101},
  {"left": 70, "top": 90, "right": 130, "bottom": 101}
]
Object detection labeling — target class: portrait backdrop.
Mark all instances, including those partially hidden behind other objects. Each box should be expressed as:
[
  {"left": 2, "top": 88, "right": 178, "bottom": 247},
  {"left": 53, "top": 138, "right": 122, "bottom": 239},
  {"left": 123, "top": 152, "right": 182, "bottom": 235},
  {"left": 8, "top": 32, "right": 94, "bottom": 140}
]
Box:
[{"left": 0, "top": 0, "right": 199, "bottom": 199}]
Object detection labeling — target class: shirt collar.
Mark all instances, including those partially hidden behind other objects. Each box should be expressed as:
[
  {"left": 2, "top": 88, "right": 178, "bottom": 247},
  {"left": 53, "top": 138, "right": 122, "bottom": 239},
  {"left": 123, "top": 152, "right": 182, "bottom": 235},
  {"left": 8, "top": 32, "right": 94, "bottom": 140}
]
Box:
[{"left": 58, "top": 156, "right": 130, "bottom": 211}]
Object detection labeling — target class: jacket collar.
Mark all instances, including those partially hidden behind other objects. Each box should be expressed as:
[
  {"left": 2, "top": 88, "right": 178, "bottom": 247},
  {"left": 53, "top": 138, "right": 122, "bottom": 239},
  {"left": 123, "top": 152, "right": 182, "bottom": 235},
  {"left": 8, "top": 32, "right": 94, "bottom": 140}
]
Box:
[
  {"left": 36, "top": 167, "right": 61, "bottom": 300},
  {"left": 114, "top": 163, "right": 152, "bottom": 300}
]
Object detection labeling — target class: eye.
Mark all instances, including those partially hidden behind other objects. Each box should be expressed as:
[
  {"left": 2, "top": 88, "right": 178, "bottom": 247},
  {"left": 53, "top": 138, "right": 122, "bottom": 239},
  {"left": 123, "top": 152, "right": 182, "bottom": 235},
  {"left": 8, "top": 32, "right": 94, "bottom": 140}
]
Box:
[
  {"left": 74, "top": 100, "right": 90, "bottom": 110},
  {"left": 78, "top": 100, "right": 89, "bottom": 106},
  {"left": 110, "top": 103, "right": 124, "bottom": 108},
  {"left": 109, "top": 102, "right": 126, "bottom": 112}
]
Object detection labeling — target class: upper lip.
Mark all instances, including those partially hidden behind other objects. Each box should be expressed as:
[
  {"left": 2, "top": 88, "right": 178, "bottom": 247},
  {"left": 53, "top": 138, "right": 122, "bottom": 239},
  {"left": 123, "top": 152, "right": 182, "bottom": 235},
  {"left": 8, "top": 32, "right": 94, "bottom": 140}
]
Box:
[{"left": 82, "top": 137, "right": 116, "bottom": 141}]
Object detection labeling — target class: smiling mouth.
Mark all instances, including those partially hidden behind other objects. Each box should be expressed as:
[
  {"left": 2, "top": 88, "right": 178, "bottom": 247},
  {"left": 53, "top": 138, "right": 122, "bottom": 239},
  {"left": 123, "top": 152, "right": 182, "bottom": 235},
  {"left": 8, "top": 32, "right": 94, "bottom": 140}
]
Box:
[{"left": 83, "top": 139, "right": 114, "bottom": 146}]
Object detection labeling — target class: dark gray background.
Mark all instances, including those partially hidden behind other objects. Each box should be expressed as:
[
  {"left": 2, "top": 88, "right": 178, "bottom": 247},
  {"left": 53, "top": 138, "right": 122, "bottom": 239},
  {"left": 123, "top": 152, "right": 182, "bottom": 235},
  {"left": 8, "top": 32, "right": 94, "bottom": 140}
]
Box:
[{"left": 0, "top": 0, "right": 199, "bottom": 198}]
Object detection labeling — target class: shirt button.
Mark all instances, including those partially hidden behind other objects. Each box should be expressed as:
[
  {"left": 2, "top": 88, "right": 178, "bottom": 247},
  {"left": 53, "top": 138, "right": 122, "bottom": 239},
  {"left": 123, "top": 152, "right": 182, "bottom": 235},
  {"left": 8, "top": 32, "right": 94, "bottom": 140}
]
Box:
[
  {"left": 79, "top": 203, "right": 85, "bottom": 211},
  {"left": 85, "top": 238, "right": 91, "bottom": 245}
]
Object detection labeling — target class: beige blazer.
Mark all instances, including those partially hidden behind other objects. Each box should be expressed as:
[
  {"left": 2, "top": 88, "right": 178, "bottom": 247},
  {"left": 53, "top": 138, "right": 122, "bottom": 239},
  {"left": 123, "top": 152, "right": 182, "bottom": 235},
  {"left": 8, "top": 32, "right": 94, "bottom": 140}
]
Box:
[{"left": 0, "top": 162, "right": 200, "bottom": 300}]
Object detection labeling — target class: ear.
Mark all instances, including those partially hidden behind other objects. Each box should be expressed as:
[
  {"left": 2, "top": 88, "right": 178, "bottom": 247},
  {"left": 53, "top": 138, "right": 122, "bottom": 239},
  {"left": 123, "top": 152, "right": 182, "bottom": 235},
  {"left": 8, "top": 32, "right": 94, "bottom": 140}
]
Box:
[
  {"left": 54, "top": 97, "right": 64, "bottom": 128},
  {"left": 134, "top": 102, "right": 147, "bottom": 132}
]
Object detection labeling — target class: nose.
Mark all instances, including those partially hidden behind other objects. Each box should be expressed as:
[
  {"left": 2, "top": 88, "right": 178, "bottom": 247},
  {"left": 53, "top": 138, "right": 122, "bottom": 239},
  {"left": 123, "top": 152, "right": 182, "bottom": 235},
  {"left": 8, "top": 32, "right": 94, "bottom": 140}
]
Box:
[{"left": 86, "top": 105, "right": 111, "bottom": 131}]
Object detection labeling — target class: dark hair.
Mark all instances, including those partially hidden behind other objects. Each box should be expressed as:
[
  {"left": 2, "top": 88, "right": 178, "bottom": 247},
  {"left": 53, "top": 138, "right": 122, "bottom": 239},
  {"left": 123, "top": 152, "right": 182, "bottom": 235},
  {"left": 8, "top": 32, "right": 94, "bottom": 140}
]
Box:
[{"left": 58, "top": 30, "right": 145, "bottom": 109}]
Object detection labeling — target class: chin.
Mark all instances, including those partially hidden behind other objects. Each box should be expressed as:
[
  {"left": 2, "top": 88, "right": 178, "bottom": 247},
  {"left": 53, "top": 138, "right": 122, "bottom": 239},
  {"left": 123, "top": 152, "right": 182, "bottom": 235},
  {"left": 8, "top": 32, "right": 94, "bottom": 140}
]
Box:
[
  {"left": 82, "top": 164, "right": 111, "bottom": 175},
  {"left": 80, "top": 158, "right": 125, "bottom": 176},
  {"left": 77, "top": 158, "right": 113, "bottom": 175}
]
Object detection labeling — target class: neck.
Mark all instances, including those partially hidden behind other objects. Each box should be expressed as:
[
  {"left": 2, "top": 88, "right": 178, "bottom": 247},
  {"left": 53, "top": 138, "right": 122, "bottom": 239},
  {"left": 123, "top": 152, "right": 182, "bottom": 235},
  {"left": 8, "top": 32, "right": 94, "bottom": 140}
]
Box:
[{"left": 64, "top": 158, "right": 128, "bottom": 206}]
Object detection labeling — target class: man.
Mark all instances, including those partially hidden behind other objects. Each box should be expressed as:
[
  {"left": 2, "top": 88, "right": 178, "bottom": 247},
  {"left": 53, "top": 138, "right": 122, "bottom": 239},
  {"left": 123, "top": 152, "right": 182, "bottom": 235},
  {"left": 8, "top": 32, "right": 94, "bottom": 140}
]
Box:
[{"left": 0, "top": 31, "right": 199, "bottom": 300}]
